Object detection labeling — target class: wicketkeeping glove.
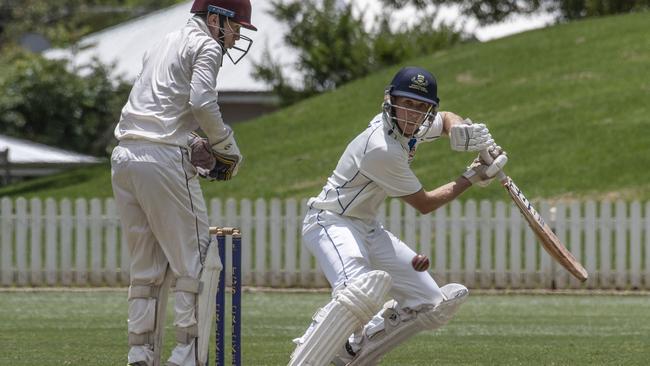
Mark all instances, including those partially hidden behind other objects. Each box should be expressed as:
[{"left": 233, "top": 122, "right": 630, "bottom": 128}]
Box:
[
  {"left": 449, "top": 118, "right": 495, "bottom": 152},
  {"left": 189, "top": 133, "right": 217, "bottom": 171},
  {"left": 462, "top": 145, "right": 508, "bottom": 187},
  {"left": 206, "top": 128, "right": 243, "bottom": 181}
]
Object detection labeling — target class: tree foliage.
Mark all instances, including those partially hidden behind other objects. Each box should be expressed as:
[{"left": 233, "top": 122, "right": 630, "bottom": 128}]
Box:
[
  {"left": 0, "top": 1, "right": 185, "bottom": 155},
  {"left": 253, "top": 0, "right": 464, "bottom": 105},
  {"left": 380, "top": 0, "right": 650, "bottom": 24},
  {"left": 0, "top": 0, "right": 185, "bottom": 47},
  {"left": 0, "top": 48, "right": 130, "bottom": 156}
]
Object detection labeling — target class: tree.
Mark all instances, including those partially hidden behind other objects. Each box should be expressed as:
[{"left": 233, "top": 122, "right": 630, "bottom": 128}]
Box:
[
  {"left": 253, "top": 0, "right": 464, "bottom": 105},
  {"left": 253, "top": 0, "right": 375, "bottom": 104},
  {"left": 0, "top": 48, "right": 130, "bottom": 156},
  {"left": 380, "top": 0, "right": 650, "bottom": 24},
  {"left": 1, "top": 0, "right": 185, "bottom": 48},
  {"left": 0, "top": 1, "right": 186, "bottom": 155}
]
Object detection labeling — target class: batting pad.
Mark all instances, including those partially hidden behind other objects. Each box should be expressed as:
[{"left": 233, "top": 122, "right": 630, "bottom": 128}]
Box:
[
  {"left": 348, "top": 283, "right": 468, "bottom": 366},
  {"left": 197, "top": 241, "right": 223, "bottom": 366},
  {"left": 288, "top": 270, "right": 392, "bottom": 366}
]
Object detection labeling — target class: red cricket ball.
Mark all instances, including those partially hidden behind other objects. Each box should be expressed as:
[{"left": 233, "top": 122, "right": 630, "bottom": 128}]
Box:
[{"left": 411, "top": 254, "right": 430, "bottom": 272}]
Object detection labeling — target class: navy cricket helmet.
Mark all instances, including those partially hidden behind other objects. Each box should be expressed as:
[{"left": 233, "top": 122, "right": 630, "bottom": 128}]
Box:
[{"left": 388, "top": 66, "right": 439, "bottom": 106}]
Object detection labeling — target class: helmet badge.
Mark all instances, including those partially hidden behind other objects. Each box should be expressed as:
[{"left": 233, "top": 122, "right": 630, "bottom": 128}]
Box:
[{"left": 409, "top": 74, "right": 429, "bottom": 93}]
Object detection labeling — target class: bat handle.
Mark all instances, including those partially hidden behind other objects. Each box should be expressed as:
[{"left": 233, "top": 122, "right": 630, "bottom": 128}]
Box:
[{"left": 480, "top": 149, "right": 508, "bottom": 183}]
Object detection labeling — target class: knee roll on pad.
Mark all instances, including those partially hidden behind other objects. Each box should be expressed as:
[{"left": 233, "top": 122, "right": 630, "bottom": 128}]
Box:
[
  {"left": 288, "top": 270, "right": 392, "bottom": 366},
  {"left": 347, "top": 284, "right": 469, "bottom": 366}
]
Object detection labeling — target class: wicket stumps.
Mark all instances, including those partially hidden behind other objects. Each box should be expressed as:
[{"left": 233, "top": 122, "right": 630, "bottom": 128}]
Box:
[{"left": 210, "top": 227, "right": 242, "bottom": 366}]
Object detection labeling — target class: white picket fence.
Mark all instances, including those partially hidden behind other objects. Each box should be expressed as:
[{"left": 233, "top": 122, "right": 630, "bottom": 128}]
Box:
[{"left": 1, "top": 197, "right": 649, "bottom": 289}]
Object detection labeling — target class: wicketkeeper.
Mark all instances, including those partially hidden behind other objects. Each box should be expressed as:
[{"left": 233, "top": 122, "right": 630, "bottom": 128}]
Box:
[
  {"left": 110, "top": 1, "right": 256, "bottom": 365},
  {"left": 289, "top": 66, "right": 508, "bottom": 366}
]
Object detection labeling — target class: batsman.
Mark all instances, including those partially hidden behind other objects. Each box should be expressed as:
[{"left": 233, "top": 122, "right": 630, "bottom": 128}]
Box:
[
  {"left": 110, "top": 1, "right": 256, "bottom": 365},
  {"left": 289, "top": 66, "right": 508, "bottom": 366}
]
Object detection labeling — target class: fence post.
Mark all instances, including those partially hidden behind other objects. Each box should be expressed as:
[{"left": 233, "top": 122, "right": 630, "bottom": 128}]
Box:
[
  {"left": 584, "top": 200, "right": 597, "bottom": 289},
  {"left": 89, "top": 199, "right": 103, "bottom": 285},
  {"left": 1, "top": 198, "right": 13, "bottom": 285},
  {"left": 615, "top": 200, "right": 627, "bottom": 289},
  {"left": 509, "top": 202, "right": 522, "bottom": 289},
  {"left": 630, "top": 201, "right": 641, "bottom": 289},
  {"left": 240, "top": 199, "right": 253, "bottom": 286},
  {"left": 645, "top": 202, "right": 650, "bottom": 289},
  {"left": 450, "top": 201, "right": 462, "bottom": 284},
  {"left": 494, "top": 201, "right": 506, "bottom": 289},
  {"left": 30, "top": 198, "right": 43, "bottom": 285},
  {"left": 254, "top": 198, "right": 267, "bottom": 286},
  {"left": 479, "top": 200, "right": 492, "bottom": 288},
  {"left": 60, "top": 199, "right": 73, "bottom": 286},
  {"left": 434, "top": 205, "right": 447, "bottom": 284},
  {"left": 284, "top": 198, "right": 297, "bottom": 287},
  {"left": 599, "top": 201, "right": 612, "bottom": 289},
  {"left": 45, "top": 198, "right": 57, "bottom": 285},
  {"left": 464, "top": 200, "right": 477, "bottom": 288},
  {"left": 15, "top": 198, "right": 28, "bottom": 285},
  {"left": 75, "top": 198, "right": 88, "bottom": 285},
  {"left": 270, "top": 198, "right": 281, "bottom": 287}
]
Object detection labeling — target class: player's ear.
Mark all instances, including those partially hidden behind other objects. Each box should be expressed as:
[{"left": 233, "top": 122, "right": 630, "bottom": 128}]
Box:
[{"left": 208, "top": 13, "right": 219, "bottom": 27}]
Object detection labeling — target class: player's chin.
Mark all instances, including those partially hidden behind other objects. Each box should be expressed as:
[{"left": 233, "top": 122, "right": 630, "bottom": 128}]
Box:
[{"left": 404, "top": 130, "right": 418, "bottom": 137}]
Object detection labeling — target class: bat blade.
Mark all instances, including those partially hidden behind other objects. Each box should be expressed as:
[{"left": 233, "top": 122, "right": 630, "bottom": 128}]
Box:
[{"left": 503, "top": 177, "right": 588, "bottom": 282}]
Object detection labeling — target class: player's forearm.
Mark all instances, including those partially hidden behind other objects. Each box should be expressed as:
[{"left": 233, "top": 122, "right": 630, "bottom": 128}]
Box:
[
  {"left": 440, "top": 111, "right": 466, "bottom": 136},
  {"left": 422, "top": 177, "right": 472, "bottom": 213},
  {"left": 191, "top": 100, "right": 230, "bottom": 145},
  {"left": 403, "top": 176, "right": 472, "bottom": 214}
]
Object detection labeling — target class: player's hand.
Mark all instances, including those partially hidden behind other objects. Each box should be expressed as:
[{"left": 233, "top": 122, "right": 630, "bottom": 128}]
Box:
[
  {"left": 189, "top": 133, "right": 217, "bottom": 171},
  {"left": 206, "top": 129, "right": 243, "bottom": 181},
  {"left": 462, "top": 145, "right": 507, "bottom": 187},
  {"left": 449, "top": 118, "right": 494, "bottom": 152}
]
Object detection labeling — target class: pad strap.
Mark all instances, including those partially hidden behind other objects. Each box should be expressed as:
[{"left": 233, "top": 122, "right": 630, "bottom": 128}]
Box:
[
  {"left": 172, "top": 277, "right": 202, "bottom": 294},
  {"left": 128, "top": 331, "right": 155, "bottom": 346},
  {"left": 128, "top": 284, "right": 160, "bottom": 300},
  {"left": 176, "top": 324, "right": 199, "bottom": 344}
]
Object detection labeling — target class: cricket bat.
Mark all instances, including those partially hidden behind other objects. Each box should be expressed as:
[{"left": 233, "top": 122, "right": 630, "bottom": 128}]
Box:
[{"left": 480, "top": 150, "right": 588, "bottom": 282}]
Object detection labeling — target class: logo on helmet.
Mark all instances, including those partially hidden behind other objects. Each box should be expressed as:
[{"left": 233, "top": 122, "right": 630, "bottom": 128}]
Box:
[{"left": 409, "top": 74, "right": 429, "bottom": 93}]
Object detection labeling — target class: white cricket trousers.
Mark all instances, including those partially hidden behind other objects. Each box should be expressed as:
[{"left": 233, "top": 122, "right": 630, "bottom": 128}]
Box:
[
  {"left": 303, "top": 208, "right": 444, "bottom": 309},
  {"left": 111, "top": 141, "right": 211, "bottom": 366}
]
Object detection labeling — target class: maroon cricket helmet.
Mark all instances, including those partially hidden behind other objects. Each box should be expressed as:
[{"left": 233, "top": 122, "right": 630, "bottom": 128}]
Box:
[{"left": 190, "top": 0, "right": 257, "bottom": 31}]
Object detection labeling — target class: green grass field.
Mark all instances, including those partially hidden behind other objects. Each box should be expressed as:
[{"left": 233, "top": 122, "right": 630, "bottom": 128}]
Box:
[
  {"left": 1, "top": 12, "right": 649, "bottom": 201},
  {"left": 1, "top": 290, "right": 649, "bottom": 365}
]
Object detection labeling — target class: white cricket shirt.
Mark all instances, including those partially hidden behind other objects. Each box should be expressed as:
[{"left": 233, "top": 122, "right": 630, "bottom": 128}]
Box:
[
  {"left": 308, "top": 112, "right": 443, "bottom": 222},
  {"left": 114, "top": 17, "right": 224, "bottom": 147}
]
